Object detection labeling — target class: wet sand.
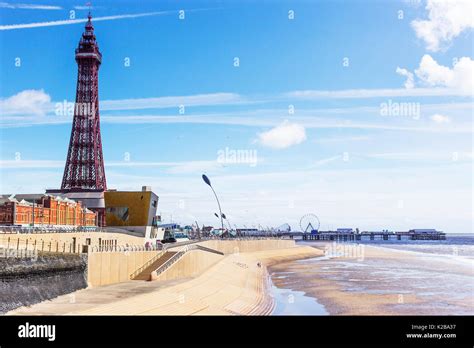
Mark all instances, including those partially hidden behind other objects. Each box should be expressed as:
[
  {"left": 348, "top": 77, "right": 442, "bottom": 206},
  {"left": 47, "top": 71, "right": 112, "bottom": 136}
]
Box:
[{"left": 269, "top": 242, "right": 474, "bottom": 315}]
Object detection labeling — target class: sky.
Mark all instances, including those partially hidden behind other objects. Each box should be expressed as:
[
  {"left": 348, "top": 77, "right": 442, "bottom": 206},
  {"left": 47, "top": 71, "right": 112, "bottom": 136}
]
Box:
[{"left": 0, "top": 0, "right": 472, "bottom": 233}]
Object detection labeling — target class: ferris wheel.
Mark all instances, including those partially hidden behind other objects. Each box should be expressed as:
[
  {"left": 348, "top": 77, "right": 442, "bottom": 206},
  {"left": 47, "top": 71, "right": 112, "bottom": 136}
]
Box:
[{"left": 299, "top": 214, "right": 320, "bottom": 233}]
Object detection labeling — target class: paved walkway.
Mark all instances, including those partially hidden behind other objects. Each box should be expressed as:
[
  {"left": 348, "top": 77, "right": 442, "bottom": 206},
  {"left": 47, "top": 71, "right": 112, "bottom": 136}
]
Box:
[{"left": 8, "top": 246, "right": 322, "bottom": 315}]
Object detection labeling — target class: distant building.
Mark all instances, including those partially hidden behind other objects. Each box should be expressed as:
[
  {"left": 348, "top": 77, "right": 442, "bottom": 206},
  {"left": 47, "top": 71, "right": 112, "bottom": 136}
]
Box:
[
  {"left": 336, "top": 228, "right": 353, "bottom": 233},
  {"left": 104, "top": 186, "right": 159, "bottom": 238},
  {"left": 47, "top": 190, "right": 106, "bottom": 227},
  {"left": 408, "top": 229, "right": 441, "bottom": 234},
  {"left": 200, "top": 225, "right": 214, "bottom": 237},
  {"left": 0, "top": 194, "right": 96, "bottom": 227},
  {"left": 236, "top": 228, "right": 259, "bottom": 235}
]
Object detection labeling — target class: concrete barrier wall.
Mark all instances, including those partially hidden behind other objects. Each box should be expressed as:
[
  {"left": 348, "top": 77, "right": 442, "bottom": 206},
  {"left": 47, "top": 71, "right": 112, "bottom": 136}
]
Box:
[
  {"left": 87, "top": 239, "right": 295, "bottom": 287},
  {"left": 153, "top": 250, "right": 224, "bottom": 282},
  {"left": 87, "top": 250, "right": 159, "bottom": 287},
  {"left": 197, "top": 239, "right": 296, "bottom": 255},
  {"left": 153, "top": 240, "right": 295, "bottom": 282}
]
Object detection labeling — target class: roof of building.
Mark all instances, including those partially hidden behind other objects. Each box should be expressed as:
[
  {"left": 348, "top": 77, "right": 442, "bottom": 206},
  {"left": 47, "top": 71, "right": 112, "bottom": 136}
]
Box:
[
  {"left": 14, "top": 193, "right": 45, "bottom": 201},
  {"left": 56, "top": 192, "right": 105, "bottom": 208},
  {"left": 0, "top": 194, "right": 17, "bottom": 204},
  {"left": 0, "top": 193, "right": 86, "bottom": 207}
]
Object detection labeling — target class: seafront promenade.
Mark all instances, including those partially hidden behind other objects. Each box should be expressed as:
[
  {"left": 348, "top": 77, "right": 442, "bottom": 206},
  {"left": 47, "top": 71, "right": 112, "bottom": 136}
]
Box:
[{"left": 8, "top": 243, "right": 322, "bottom": 315}]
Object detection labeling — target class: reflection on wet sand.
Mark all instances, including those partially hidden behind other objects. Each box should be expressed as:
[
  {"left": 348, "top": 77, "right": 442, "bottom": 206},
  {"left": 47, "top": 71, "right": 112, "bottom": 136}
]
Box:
[{"left": 269, "top": 242, "right": 474, "bottom": 315}]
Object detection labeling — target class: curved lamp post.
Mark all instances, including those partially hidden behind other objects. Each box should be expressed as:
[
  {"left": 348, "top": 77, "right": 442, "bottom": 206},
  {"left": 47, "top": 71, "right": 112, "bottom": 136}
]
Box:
[{"left": 202, "top": 174, "right": 224, "bottom": 235}]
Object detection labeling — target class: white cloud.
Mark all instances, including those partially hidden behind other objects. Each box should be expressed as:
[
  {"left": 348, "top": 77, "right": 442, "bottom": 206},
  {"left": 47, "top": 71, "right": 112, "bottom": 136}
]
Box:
[
  {"left": 415, "top": 54, "right": 473, "bottom": 94},
  {"left": 0, "top": 90, "right": 244, "bottom": 120},
  {"left": 396, "top": 67, "right": 415, "bottom": 89},
  {"left": 431, "top": 113, "right": 451, "bottom": 123},
  {"left": 0, "top": 2, "right": 62, "bottom": 10},
  {"left": 411, "top": 0, "right": 474, "bottom": 51},
  {"left": 257, "top": 120, "right": 306, "bottom": 149},
  {"left": 415, "top": 55, "right": 453, "bottom": 85},
  {"left": 0, "top": 89, "right": 51, "bottom": 115}
]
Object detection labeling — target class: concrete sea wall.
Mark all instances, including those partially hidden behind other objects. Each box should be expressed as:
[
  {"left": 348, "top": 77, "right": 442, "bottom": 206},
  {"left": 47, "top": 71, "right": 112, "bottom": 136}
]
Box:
[
  {"left": 87, "top": 250, "right": 160, "bottom": 287},
  {"left": 0, "top": 251, "right": 87, "bottom": 314},
  {"left": 86, "top": 239, "right": 296, "bottom": 287},
  {"left": 152, "top": 239, "right": 296, "bottom": 282},
  {"left": 152, "top": 250, "right": 224, "bottom": 281}
]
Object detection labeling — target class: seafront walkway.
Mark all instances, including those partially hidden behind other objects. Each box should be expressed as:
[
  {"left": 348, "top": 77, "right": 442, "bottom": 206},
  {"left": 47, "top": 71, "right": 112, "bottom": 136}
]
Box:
[{"left": 8, "top": 245, "right": 322, "bottom": 315}]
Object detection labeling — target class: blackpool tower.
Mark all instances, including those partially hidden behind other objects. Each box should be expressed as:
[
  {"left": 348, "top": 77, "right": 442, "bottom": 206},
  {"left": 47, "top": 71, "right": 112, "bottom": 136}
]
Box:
[
  {"left": 61, "top": 13, "right": 107, "bottom": 192},
  {"left": 48, "top": 14, "right": 107, "bottom": 226}
]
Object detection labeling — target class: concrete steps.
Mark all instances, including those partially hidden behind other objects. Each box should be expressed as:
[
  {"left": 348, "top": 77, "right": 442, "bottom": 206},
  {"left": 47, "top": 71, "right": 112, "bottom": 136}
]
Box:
[{"left": 132, "top": 251, "right": 177, "bottom": 280}]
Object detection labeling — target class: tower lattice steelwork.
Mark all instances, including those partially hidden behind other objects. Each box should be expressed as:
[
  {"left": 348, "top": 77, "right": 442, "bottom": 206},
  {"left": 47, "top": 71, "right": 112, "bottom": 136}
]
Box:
[{"left": 61, "top": 14, "right": 107, "bottom": 191}]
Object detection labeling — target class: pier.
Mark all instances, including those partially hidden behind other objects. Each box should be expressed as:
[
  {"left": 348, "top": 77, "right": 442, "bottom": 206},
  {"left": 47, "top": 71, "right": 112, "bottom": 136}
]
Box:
[{"left": 302, "top": 229, "right": 446, "bottom": 241}]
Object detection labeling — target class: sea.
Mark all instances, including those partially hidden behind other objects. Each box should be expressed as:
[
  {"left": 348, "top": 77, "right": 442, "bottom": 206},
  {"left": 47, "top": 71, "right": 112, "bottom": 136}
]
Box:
[
  {"left": 348, "top": 234, "right": 474, "bottom": 259},
  {"left": 270, "top": 234, "right": 474, "bottom": 315}
]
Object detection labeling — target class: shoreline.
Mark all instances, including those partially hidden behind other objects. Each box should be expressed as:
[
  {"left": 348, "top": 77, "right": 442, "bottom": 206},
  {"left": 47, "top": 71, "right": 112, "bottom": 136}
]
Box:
[
  {"left": 8, "top": 245, "right": 324, "bottom": 315},
  {"left": 269, "top": 242, "right": 474, "bottom": 315}
]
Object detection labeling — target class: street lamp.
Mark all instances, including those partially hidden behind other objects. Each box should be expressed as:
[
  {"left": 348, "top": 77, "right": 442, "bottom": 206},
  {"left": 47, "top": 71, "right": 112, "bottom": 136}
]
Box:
[{"left": 202, "top": 174, "right": 224, "bottom": 235}]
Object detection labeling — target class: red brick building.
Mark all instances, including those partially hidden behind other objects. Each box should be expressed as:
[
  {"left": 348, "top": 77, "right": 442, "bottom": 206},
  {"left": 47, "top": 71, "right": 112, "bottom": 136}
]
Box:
[{"left": 0, "top": 194, "right": 96, "bottom": 227}]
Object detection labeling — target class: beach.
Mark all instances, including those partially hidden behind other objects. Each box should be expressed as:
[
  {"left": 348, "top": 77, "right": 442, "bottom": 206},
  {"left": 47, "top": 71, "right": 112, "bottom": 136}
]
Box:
[
  {"left": 7, "top": 239, "right": 474, "bottom": 316},
  {"left": 269, "top": 241, "right": 474, "bottom": 315}
]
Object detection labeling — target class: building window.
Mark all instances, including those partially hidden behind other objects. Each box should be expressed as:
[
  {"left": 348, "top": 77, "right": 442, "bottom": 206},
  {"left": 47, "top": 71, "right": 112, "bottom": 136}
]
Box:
[{"left": 106, "top": 206, "right": 129, "bottom": 222}]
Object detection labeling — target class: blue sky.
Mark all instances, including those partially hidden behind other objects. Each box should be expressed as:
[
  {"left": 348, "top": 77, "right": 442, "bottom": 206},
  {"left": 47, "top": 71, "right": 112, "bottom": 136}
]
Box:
[{"left": 0, "top": 0, "right": 473, "bottom": 233}]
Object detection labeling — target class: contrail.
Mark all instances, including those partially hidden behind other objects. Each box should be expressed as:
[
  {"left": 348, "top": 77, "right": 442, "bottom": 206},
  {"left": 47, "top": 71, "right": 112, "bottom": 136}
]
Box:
[{"left": 0, "top": 10, "right": 175, "bottom": 30}]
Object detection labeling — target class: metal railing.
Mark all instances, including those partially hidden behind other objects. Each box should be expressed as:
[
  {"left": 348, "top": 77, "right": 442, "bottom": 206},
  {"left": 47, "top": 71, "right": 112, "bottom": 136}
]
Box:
[
  {"left": 193, "top": 244, "right": 225, "bottom": 255},
  {"left": 153, "top": 249, "right": 186, "bottom": 277},
  {"left": 129, "top": 249, "right": 167, "bottom": 279},
  {"left": 89, "top": 244, "right": 163, "bottom": 253},
  {"left": 164, "top": 239, "right": 204, "bottom": 250},
  {"left": 0, "top": 236, "right": 84, "bottom": 254},
  {"left": 152, "top": 244, "right": 224, "bottom": 278}
]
